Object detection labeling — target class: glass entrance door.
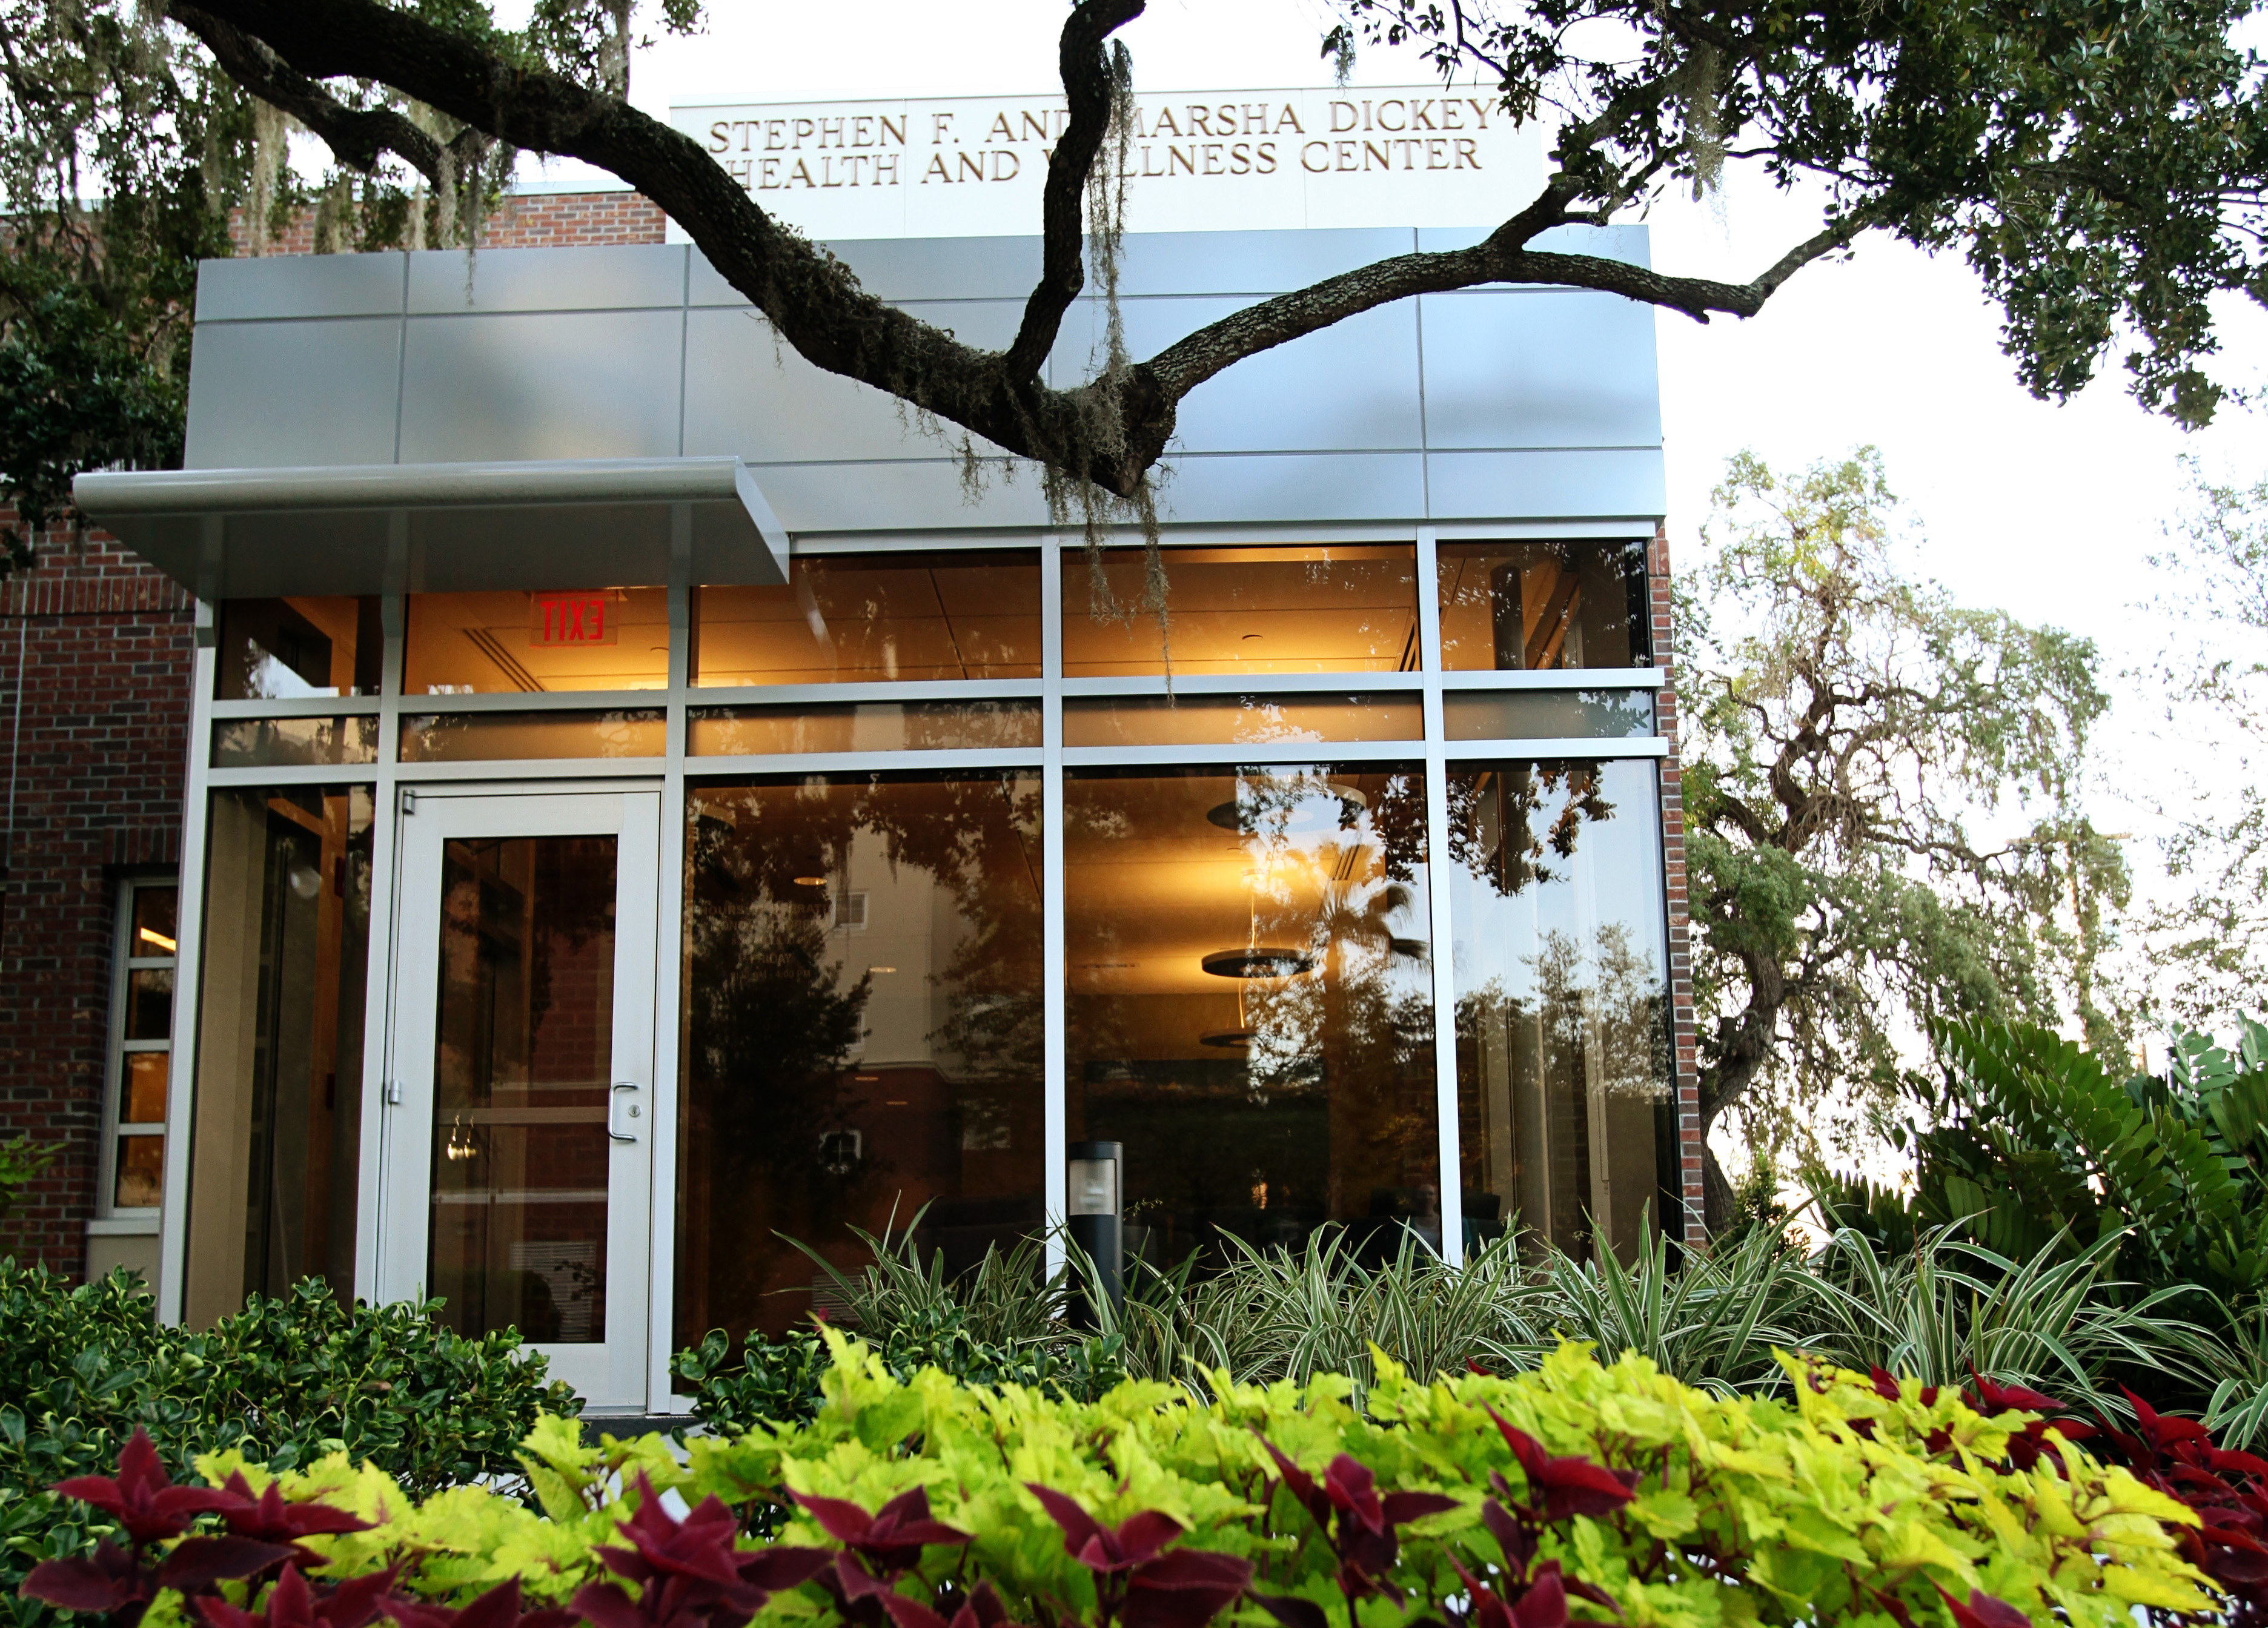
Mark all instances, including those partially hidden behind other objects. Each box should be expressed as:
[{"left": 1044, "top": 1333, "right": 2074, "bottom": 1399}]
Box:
[{"left": 379, "top": 787, "right": 660, "bottom": 1409}]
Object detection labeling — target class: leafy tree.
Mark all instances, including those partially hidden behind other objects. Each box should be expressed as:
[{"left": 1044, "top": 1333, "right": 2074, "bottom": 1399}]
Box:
[
  {"left": 7, "top": 0, "right": 2268, "bottom": 551},
  {"left": 2133, "top": 468, "right": 2268, "bottom": 1030},
  {"left": 1681, "top": 450, "right": 2126, "bottom": 1223}
]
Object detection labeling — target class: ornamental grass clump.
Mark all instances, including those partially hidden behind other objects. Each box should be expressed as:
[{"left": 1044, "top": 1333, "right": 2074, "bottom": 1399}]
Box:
[{"left": 25, "top": 1329, "right": 2249, "bottom": 1628}]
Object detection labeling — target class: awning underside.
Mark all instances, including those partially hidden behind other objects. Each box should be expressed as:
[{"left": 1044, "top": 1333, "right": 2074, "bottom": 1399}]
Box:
[{"left": 70, "top": 458, "right": 789, "bottom": 599}]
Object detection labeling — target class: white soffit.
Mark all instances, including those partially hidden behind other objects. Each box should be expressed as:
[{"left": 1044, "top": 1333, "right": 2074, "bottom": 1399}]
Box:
[{"left": 71, "top": 457, "right": 789, "bottom": 600}]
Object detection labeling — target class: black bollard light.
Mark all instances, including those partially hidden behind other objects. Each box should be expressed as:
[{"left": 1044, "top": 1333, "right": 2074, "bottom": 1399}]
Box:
[{"left": 1066, "top": 1140, "right": 1123, "bottom": 1328}]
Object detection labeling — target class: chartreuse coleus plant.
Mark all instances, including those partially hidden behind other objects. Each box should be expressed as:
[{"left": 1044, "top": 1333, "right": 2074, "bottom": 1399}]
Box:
[{"left": 22, "top": 1331, "right": 2229, "bottom": 1628}]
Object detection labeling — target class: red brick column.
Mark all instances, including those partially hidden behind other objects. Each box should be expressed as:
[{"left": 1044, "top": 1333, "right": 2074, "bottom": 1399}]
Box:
[
  {"left": 0, "top": 526, "right": 193, "bottom": 1274},
  {"left": 1650, "top": 523, "right": 1706, "bottom": 1245}
]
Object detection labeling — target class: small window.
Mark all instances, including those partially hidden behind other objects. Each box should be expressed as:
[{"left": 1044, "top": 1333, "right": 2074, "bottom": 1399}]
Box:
[
  {"left": 694, "top": 551, "right": 1042, "bottom": 686},
  {"left": 217, "top": 598, "right": 381, "bottom": 699},
  {"left": 1435, "top": 540, "right": 1651, "bottom": 670},
  {"left": 403, "top": 589, "right": 670, "bottom": 693},
  {"left": 105, "top": 879, "right": 178, "bottom": 1213},
  {"left": 1063, "top": 544, "right": 1420, "bottom": 677}
]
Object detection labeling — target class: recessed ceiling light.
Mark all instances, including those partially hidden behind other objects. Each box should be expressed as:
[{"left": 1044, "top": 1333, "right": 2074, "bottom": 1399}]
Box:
[
  {"left": 869, "top": 965, "right": 898, "bottom": 973},
  {"left": 794, "top": 875, "right": 829, "bottom": 887}
]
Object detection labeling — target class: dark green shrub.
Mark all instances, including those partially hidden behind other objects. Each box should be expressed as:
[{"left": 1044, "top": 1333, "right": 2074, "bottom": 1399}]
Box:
[{"left": 0, "top": 1259, "right": 575, "bottom": 1628}]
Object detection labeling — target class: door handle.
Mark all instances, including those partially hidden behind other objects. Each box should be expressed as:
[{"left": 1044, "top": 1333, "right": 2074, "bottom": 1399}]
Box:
[{"left": 608, "top": 1082, "right": 643, "bottom": 1144}]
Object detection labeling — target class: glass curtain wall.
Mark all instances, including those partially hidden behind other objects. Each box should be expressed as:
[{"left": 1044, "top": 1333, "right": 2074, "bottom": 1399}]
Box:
[{"left": 181, "top": 532, "right": 1674, "bottom": 1352}]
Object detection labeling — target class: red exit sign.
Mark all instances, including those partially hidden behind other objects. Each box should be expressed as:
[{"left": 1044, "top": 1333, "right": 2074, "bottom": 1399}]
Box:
[{"left": 530, "top": 594, "right": 618, "bottom": 647}]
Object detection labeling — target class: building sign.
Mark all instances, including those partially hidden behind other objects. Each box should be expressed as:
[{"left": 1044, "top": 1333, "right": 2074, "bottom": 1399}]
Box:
[
  {"left": 531, "top": 594, "right": 617, "bottom": 647},
  {"left": 666, "top": 87, "right": 1545, "bottom": 239}
]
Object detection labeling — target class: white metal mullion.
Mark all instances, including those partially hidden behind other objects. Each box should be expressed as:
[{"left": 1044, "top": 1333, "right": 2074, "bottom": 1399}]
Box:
[
  {"left": 1434, "top": 669, "right": 1665, "bottom": 693},
  {"left": 650, "top": 521, "right": 693, "bottom": 1411},
  {"left": 95, "top": 880, "right": 133, "bottom": 1225},
  {"left": 1416, "top": 528, "right": 1464, "bottom": 1268},
  {"left": 1058, "top": 672, "right": 1427, "bottom": 698},
  {"left": 207, "top": 766, "right": 384, "bottom": 789},
  {"left": 398, "top": 689, "right": 673, "bottom": 714},
  {"left": 1040, "top": 537, "right": 1067, "bottom": 1279},
  {"left": 155, "top": 640, "right": 218, "bottom": 1325},
  {"left": 1059, "top": 740, "right": 1421, "bottom": 768},
  {"left": 1442, "top": 737, "right": 1668, "bottom": 761},
  {"left": 680, "top": 747, "right": 1040, "bottom": 777},
  {"left": 688, "top": 678, "right": 1044, "bottom": 707},
  {"left": 354, "top": 597, "right": 405, "bottom": 1302},
  {"left": 212, "top": 697, "right": 386, "bottom": 720}
]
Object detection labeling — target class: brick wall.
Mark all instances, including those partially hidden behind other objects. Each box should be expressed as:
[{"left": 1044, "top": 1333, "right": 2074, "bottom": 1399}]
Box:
[
  {"left": 232, "top": 188, "right": 667, "bottom": 257},
  {"left": 1648, "top": 522, "right": 1706, "bottom": 1245},
  {"left": 0, "top": 523, "right": 194, "bottom": 1270}
]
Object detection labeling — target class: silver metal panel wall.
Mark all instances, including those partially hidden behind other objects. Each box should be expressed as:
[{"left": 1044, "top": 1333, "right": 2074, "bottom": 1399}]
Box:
[
  {"left": 398, "top": 309, "right": 686, "bottom": 463},
  {"left": 406, "top": 243, "right": 688, "bottom": 313},
  {"left": 182, "top": 316, "right": 406, "bottom": 469},
  {"left": 685, "top": 300, "right": 1023, "bottom": 465},
  {"left": 1418, "top": 288, "right": 1663, "bottom": 450},
  {"left": 185, "top": 225, "right": 1667, "bottom": 527}
]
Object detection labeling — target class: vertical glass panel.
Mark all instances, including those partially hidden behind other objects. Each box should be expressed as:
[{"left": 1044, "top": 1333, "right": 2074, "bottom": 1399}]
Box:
[
  {"left": 1436, "top": 541, "right": 1651, "bottom": 671},
  {"left": 428, "top": 836, "right": 618, "bottom": 1346},
  {"left": 1447, "top": 761, "right": 1677, "bottom": 1262},
  {"left": 123, "top": 970, "right": 174, "bottom": 1039},
  {"left": 678, "top": 772, "right": 1045, "bottom": 1346},
  {"left": 694, "top": 551, "right": 1041, "bottom": 685},
  {"left": 1064, "top": 765, "right": 1437, "bottom": 1266},
  {"left": 133, "top": 887, "right": 178, "bottom": 954},
  {"left": 404, "top": 589, "right": 669, "bottom": 693},
  {"left": 114, "top": 1137, "right": 164, "bottom": 1208},
  {"left": 1062, "top": 545, "right": 1421, "bottom": 677},
  {"left": 185, "top": 787, "right": 374, "bottom": 1324},
  {"left": 122, "top": 1053, "right": 170, "bottom": 1123},
  {"left": 217, "top": 598, "right": 382, "bottom": 699}
]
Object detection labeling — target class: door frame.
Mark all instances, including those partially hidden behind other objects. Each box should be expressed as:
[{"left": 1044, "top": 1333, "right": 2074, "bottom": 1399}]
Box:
[{"left": 376, "top": 781, "right": 663, "bottom": 1410}]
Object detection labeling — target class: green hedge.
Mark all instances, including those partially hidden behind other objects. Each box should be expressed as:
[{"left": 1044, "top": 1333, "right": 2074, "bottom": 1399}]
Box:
[{"left": 0, "top": 1260, "right": 574, "bottom": 1628}]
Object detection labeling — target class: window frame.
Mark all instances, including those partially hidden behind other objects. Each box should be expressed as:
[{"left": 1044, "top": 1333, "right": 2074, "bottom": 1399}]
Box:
[{"left": 99, "top": 873, "right": 178, "bottom": 1222}]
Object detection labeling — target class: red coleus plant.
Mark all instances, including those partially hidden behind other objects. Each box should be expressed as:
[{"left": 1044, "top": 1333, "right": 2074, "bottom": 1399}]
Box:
[
  {"left": 1480, "top": 1411, "right": 1636, "bottom": 1524},
  {"left": 1248, "top": 1440, "right": 1457, "bottom": 1628},
  {"left": 378, "top": 1577, "right": 582, "bottom": 1628},
  {"left": 193, "top": 1565, "right": 398, "bottom": 1628},
  {"left": 789, "top": 1486, "right": 972, "bottom": 1628},
  {"left": 2089, "top": 1387, "right": 2268, "bottom": 1628},
  {"left": 573, "top": 1474, "right": 832, "bottom": 1628},
  {"left": 22, "top": 1429, "right": 381, "bottom": 1628},
  {"left": 1026, "top": 1485, "right": 1253, "bottom": 1628},
  {"left": 1956, "top": 1371, "right": 2097, "bottom": 1473}
]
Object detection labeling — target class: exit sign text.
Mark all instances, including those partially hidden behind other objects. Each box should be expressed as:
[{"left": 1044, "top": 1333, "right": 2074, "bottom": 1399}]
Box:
[{"left": 531, "top": 595, "right": 618, "bottom": 647}]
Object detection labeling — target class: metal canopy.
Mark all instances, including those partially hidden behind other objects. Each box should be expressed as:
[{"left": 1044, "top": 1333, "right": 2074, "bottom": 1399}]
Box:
[{"left": 71, "top": 457, "right": 789, "bottom": 600}]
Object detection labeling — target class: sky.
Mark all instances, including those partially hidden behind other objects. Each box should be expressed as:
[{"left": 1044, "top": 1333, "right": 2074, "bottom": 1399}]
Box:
[{"left": 520, "top": 0, "right": 2268, "bottom": 914}]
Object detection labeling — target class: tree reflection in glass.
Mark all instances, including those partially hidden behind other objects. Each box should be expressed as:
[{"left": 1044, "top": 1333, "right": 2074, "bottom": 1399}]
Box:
[
  {"left": 1447, "top": 761, "right": 1679, "bottom": 1262},
  {"left": 676, "top": 772, "right": 1044, "bottom": 1347},
  {"left": 1064, "top": 766, "right": 1437, "bottom": 1270}
]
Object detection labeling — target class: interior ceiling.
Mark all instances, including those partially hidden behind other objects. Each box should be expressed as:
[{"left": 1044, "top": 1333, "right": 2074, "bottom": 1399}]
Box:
[{"left": 1065, "top": 769, "right": 1415, "bottom": 998}]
